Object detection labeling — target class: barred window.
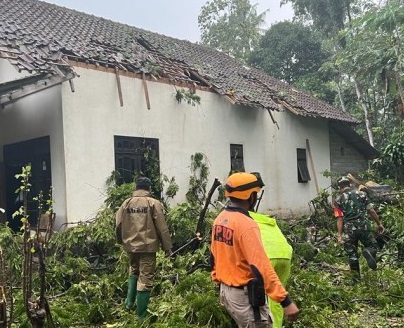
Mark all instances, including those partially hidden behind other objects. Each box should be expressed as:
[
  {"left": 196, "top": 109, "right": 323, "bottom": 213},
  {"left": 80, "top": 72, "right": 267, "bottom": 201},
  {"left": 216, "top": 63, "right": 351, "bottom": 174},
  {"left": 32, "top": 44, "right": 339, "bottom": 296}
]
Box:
[
  {"left": 230, "top": 144, "right": 245, "bottom": 172},
  {"left": 114, "top": 136, "right": 159, "bottom": 184}
]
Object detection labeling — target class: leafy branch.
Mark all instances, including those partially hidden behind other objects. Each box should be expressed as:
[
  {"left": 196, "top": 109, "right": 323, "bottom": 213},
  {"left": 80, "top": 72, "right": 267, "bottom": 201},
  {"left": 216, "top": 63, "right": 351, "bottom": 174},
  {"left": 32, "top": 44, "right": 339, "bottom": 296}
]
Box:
[{"left": 175, "top": 88, "right": 201, "bottom": 106}]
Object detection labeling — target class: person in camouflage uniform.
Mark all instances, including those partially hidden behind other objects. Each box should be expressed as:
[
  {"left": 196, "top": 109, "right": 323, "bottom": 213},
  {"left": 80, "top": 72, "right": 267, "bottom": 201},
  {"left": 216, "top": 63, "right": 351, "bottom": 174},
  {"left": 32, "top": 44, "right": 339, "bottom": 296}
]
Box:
[{"left": 333, "top": 176, "right": 385, "bottom": 283}]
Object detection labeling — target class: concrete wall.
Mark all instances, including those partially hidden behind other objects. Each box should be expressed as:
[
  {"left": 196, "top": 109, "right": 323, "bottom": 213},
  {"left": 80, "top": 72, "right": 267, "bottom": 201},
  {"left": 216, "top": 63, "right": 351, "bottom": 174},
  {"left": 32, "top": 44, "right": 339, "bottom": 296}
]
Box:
[
  {"left": 1, "top": 60, "right": 335, "bottom": 225},
  {"left": 60, "top": 66, "right": 332, "bottom": 221},
  {"left": 329, "top": 128, "right": 368, "bottom": 176},
  {"left": 0, "top": 62, "right": 67, "bottom": 227},
  {"left": 262, "top": 111, "right": 331, "bottom": 217}
]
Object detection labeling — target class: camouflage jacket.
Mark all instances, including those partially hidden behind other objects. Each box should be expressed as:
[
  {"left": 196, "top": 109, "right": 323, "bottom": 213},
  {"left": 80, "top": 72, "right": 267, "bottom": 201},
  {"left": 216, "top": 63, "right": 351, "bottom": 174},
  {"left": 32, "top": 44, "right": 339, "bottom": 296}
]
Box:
[{"left": 334, "top": 187, "right": 373, "bottom": 221}]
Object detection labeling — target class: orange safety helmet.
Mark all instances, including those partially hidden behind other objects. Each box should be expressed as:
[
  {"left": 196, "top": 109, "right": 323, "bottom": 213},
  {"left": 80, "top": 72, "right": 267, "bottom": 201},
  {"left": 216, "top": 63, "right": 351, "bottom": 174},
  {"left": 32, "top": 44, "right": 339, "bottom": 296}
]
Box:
[{"left": 225, "top": 172, "right": 265, "bottom": 200}]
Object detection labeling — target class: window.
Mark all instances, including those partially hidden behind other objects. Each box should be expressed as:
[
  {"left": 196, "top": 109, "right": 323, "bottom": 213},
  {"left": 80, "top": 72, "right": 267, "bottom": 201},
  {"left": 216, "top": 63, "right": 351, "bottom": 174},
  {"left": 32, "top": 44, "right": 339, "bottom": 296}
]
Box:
[
  {"left": 114, "top": 136, "right": 159, "bottom": 184},
  {"left": 297, "top": 148, "right": 311, "bottom": 183},
  {"left": 230, "top": 144, "right": 245, "bottom": 172}
]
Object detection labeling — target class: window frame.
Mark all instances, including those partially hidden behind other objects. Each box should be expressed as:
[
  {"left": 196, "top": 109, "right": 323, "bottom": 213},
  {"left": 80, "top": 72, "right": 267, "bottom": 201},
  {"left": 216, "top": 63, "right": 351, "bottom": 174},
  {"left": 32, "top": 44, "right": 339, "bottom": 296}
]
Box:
[
  {"left": 114, "top": 136, "right": 159, "bottom": 184},
  {"left": 230, "top": 143, "right": 245, "bottom": 173},
  {"left": 297, "top": 148, "right": 311, "bottom": 183}
]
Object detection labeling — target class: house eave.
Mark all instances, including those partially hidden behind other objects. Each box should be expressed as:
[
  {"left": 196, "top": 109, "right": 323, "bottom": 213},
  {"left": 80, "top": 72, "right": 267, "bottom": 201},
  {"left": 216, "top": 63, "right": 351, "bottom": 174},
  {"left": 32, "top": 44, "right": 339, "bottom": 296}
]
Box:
[
  {"left": 330, "top": 121, "right": 379, "bottom": 159},
  {"left": 0, "top": 72, "right": 76, "bottom": 108}
]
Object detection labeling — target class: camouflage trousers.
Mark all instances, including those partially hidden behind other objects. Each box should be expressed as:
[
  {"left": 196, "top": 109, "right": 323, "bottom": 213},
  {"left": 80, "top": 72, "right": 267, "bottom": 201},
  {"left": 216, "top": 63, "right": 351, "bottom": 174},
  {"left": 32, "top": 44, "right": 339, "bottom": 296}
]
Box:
[{"left": 343, "top": 218, "right": 379, "bottom": 263}]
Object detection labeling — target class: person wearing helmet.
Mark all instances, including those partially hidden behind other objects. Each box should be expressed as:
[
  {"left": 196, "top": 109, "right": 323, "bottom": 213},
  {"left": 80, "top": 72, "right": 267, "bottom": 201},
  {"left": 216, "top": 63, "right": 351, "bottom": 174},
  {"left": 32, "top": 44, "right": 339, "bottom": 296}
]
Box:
[
  {"left": 333, "top": 176, "right": 385, "bottom": 283},
  {"left": 210, "top": 172, "right": 299, "bottom": 327},
  {"left": 115, "top": 177, "right": 173, "bottom": 319}
]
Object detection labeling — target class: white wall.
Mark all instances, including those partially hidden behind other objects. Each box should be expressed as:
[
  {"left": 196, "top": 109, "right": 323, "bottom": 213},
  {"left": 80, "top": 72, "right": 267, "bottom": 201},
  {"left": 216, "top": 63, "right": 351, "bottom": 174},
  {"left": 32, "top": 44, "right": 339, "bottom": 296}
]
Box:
[
  {"left": 0, "top": 77, "right": 67, "bottom": 227},
  {"left": 263, "top": 111, "right": 331, "bottom": 217},
  {"left": 61, "top": 66, "right": 331, "bottom": 221}
]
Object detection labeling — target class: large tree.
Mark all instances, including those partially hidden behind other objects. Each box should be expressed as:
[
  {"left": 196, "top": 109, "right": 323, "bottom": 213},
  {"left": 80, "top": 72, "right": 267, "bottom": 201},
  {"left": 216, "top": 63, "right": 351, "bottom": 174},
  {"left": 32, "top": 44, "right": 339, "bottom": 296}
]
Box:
[
  {"left": 336, "top": 0, "right": 404, "bottom": 147},
  {"left": 283, "top": 0, "right": 401, "bottom": 148},
  {"left": 249, "top": 22, "right": 325, "bottom": 81},
  {"left": 281, "top": 0, "right": 363, "bottom": 37},
  {"left": 249, "top": 21, "right": 336, "bottom": 103},
  {"left": 198, "top": 0, "right": 266, "bottom": 61}
]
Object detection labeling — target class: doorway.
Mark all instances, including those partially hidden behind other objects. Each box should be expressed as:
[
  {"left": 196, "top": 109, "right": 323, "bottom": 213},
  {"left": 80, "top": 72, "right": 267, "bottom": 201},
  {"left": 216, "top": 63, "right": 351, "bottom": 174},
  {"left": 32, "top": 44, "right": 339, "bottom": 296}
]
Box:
[{"left": 3, "top": 136, "right": 52, "bottom": 231}]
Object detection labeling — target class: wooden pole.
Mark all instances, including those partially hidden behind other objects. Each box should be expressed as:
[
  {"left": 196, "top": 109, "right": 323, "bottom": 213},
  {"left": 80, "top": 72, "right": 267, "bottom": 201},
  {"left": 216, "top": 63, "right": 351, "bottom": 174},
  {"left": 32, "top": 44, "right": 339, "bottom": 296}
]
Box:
[
  {"left": 115, "top": 67, "right": 124, "bottom": 107},
  {"left": 306, "top": 138, "right": 319, "bottom": 194},
  {"left": 142, "top": 73, "right": 151, "bottom": 110}
]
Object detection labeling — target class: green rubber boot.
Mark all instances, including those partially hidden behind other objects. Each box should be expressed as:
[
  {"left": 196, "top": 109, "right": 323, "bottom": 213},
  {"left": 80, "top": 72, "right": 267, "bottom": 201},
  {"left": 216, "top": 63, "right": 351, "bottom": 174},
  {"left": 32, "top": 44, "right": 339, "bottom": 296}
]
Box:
[
  {"left": 136, "top": 290, "right": 151, "bottom": 319},
  {"left": 125, "top": 275, "right": 138, "bottom": 310}
]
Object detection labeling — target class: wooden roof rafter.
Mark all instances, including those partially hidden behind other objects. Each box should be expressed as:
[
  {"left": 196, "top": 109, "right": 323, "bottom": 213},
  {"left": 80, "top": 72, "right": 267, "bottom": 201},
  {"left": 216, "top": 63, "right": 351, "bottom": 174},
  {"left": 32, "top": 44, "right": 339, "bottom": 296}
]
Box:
[{"left": 0, "top": 71, "right": 76, "bottom": 108}]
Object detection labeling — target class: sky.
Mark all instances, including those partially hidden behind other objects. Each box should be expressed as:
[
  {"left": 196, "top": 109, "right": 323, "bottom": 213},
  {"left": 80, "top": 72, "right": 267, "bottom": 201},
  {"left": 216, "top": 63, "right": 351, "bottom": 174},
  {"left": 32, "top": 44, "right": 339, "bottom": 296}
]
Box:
[{"left": 41, "top": 0, "right": 294, "bottom": 42}]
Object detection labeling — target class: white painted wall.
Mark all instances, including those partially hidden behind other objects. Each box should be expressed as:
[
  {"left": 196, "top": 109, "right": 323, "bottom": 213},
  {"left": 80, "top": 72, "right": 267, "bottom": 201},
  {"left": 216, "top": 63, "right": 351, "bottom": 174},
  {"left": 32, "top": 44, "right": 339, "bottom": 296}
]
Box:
[
  {"left": 0, "top": 72, "right": 67, "bottom": 228},
  {"left": 262, "top": 111, "right": 331, "bottom": 217},
  {"left": 61, "top": 66, "right": 331, "bottom": 222}
]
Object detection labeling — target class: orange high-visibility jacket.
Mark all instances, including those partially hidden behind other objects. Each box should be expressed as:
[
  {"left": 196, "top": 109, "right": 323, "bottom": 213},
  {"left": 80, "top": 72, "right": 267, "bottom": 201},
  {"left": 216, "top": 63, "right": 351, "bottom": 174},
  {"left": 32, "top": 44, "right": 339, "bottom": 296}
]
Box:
[{"left": 210, "top": 206, "right": 290, "bottom": 304}]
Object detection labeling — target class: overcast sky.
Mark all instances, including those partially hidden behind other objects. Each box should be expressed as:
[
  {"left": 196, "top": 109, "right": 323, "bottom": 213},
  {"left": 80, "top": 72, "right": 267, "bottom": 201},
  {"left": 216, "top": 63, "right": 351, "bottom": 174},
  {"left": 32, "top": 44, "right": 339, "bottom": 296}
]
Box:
[{"left": 41, "top": 0, "right": 293, "bottom": 42}]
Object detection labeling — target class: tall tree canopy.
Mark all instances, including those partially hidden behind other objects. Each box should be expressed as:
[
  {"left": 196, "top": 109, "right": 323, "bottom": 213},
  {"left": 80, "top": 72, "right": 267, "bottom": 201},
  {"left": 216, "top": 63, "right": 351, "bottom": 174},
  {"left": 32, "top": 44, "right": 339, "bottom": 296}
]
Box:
[
  {"left": 336, "top": 0, "right": 404, "bottom": 147},
  {"left": 198, "top": 0, "right": 266, "bottom": 60},
  {"left": 249, "top": 21, "right": 336, "bottom": 103},
  {"left": 249, "top": 22, "right": 326, "bottom": 83},
  {"left": 281, "top": 0, "right": 362, "bottom": 36},
  {"left": 282, "top": 0, "right": 404, "bottom": 149}
]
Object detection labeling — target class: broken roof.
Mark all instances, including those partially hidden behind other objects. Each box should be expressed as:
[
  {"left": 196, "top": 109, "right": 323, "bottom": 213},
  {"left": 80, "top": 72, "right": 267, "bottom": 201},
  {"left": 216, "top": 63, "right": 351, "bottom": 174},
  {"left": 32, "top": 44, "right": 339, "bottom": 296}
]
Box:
[{"left": 0, "top": 0, "right": 358, "bottom": 124}]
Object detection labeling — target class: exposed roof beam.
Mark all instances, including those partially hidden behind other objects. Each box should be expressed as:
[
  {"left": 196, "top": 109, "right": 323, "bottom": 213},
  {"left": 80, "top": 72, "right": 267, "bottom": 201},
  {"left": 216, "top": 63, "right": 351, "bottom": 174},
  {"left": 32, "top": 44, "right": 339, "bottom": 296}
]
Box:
[{"left": 0, "top": 72, "right": 76, "bottom": 108}]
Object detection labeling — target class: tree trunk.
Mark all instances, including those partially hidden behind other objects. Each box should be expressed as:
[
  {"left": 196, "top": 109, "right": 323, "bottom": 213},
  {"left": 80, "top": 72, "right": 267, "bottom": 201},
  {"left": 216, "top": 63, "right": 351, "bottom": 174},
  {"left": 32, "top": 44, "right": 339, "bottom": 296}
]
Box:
[
  {"left": 354, "top": 79, "right": 374, "bottom": 146},
  {"left": 394, "top": 70, "right": 404, "bottom": 111},
  {"left": 336, "top": 77, "right": 347, "bottom": 112}
]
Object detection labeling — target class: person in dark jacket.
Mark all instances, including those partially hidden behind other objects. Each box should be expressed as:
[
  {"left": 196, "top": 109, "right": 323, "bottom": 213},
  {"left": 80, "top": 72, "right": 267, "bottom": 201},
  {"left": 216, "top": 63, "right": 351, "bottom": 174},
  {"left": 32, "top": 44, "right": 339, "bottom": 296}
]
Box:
[{"left": 115, "top": 177, "right": 172, "bottom": 319}]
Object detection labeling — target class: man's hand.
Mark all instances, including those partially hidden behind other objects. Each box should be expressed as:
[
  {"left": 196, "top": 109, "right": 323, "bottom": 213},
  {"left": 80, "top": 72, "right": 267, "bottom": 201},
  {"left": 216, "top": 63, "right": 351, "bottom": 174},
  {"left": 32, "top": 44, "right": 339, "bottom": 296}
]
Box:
[
  {"left": 337, "top": 235, "right": 344, "bottom": 245},
  {"left": 377, "top": 224, "right": 385, "bottom": 235},
  {"left": 165, "top": 249, "right": 173, "bottom": 257},
  {"left": 283, "top": 302, "right": 299, "bottom": 322}
]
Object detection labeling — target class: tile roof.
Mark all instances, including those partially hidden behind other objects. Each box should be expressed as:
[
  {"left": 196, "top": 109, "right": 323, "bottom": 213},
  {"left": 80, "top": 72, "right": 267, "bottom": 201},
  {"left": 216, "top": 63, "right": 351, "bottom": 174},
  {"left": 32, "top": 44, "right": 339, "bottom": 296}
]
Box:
[{"left": 0, "top": 0, "right": 358, "bottom": 124}]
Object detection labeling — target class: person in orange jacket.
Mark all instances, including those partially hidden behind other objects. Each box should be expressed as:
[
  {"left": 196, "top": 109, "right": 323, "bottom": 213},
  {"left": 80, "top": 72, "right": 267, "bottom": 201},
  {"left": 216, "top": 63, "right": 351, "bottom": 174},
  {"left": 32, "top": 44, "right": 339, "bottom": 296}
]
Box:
[{"left": 210, "top": 172, "right": 299, "bottom": 327}]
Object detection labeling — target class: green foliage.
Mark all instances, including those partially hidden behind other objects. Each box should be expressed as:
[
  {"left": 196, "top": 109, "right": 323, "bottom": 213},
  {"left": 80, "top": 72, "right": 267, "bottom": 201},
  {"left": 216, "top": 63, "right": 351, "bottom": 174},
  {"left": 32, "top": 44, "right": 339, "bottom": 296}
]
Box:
[
  {"left": 334, "top": 0, "right": 404, "bottom": 148},
  {"left": 249, "top": 21, "right": 327, "bottom": 85},
  {"left": 5, "top": 158, "right": 404, "bottom": 327},
  {"left": 0, "top": 223, "right": 22, "bottom": 278},
  {"left": 378, "top": 140, "right": 404, "bottom": 183},
  {"left": 186, "top": 152, "right": 209, "bottom": 206},
  {"left": 198, "top": 0, "right": 266, "bottom": 60},
  {"left": 282, "top": 0, "right": 365, "bottom": 37},
  {"left": 167, "top": 152, "right": 220, "bottom": 249},
  {"left": 285, "top": 205, "right": 404, "bottom": 327},
  {"left": 149, "top": 269, "right": 232, "bottom": 328},
  {"left": 175, "top": 88, "right": 201, "bottom": 106},
  {"left": 139, "top": 145, "right": 164, "bottom": 199},
  {"left": 105, "top": 176, "right": 135, "bottom": 212},
  {"left": 378, "top": 198, "right": 404, "bottom": 251},
  {"left": 167, "top": 202, "right": 201, "bottom": 247}
]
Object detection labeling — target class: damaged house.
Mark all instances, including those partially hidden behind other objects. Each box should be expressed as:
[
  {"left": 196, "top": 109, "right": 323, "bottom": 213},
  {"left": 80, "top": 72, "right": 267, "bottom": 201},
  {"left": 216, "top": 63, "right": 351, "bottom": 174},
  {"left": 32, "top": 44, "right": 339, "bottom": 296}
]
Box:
[{"left": 0, "top": 0, "right": 378, "bottom": 230}]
